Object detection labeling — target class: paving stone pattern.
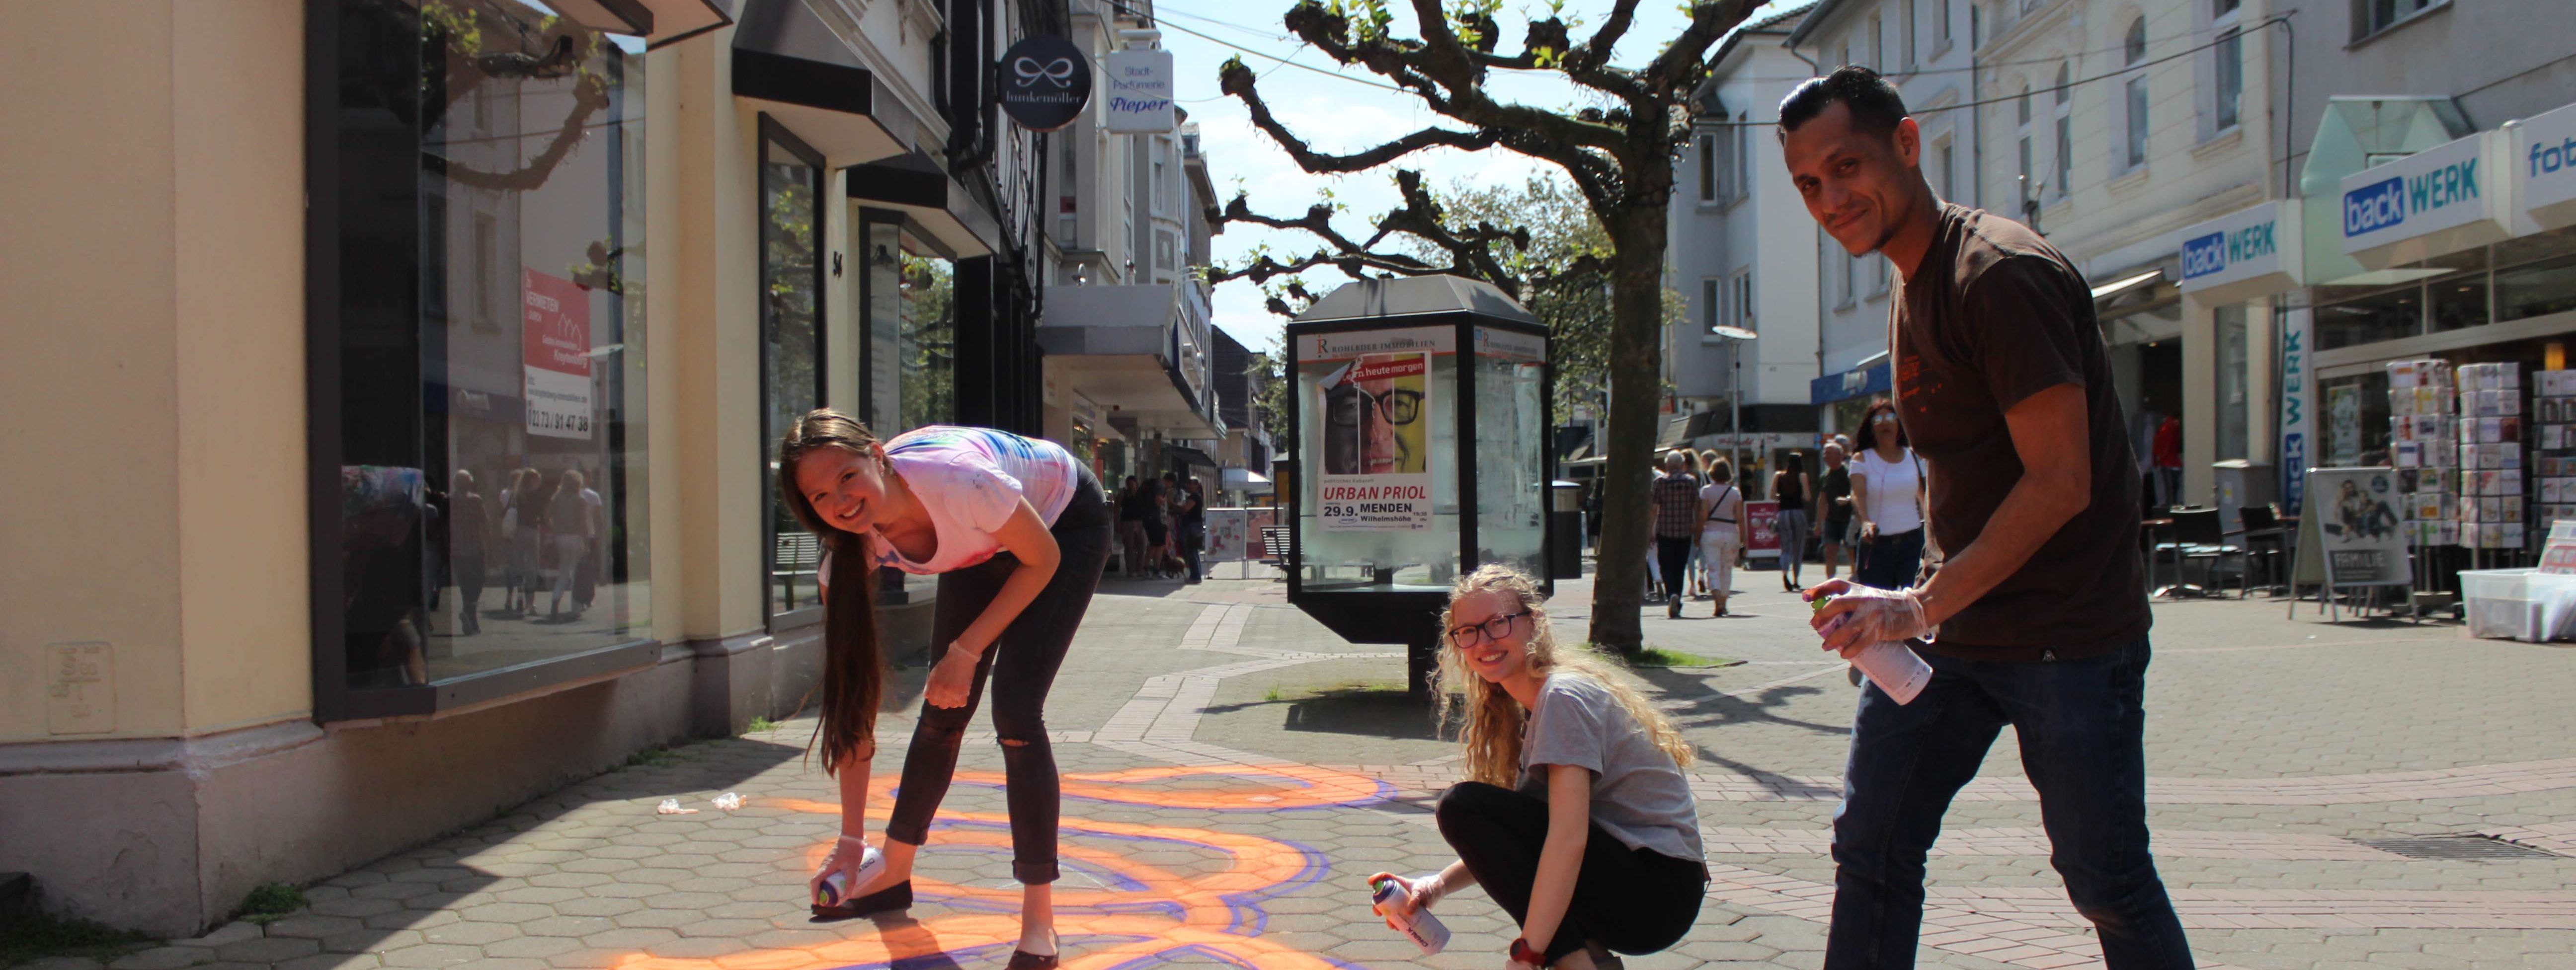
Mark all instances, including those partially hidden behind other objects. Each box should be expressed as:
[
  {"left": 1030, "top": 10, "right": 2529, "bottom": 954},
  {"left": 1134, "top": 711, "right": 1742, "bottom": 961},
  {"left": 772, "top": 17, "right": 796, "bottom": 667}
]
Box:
[{"left": 33, "top": 575, "right": 2576, "bottom": 970}]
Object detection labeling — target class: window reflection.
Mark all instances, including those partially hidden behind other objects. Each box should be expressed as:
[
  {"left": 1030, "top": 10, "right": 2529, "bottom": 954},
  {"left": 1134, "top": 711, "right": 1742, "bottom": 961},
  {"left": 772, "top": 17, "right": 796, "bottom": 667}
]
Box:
[
  {"left": 764, "top": 128, "right": 824, "bottom": 621},
  {"left": 345, "top": 0, "right": 650, "bottom": 690}
]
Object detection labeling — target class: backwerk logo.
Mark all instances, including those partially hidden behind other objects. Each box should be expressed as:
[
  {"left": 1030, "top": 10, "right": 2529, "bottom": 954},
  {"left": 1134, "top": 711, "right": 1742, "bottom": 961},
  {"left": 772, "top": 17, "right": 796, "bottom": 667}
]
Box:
[
  {"left": 2181, "top": 231, "right": 2228, "bottom": 281},
  {"left": 2344, "top": 176, "right": 2406, "bottom": 237}
]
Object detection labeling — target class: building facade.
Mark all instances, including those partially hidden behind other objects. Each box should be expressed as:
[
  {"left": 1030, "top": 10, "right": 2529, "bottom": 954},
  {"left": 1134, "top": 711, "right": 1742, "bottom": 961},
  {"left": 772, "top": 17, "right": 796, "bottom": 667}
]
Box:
[
  {"left": 1666, "top": 3, "right": 1825, "bottom": 492},
  {"left": 0, "top": 0, "right": 1063, "bottom": 935},
  {"left": 2248, "top": 0, "right": 2576, "bottom": 548}
]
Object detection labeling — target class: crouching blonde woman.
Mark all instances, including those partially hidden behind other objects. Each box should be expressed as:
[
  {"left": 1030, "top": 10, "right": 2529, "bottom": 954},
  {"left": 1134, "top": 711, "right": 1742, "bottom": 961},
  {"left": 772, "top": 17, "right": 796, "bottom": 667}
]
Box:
[{"left": 1371, "top": 565, "right": 1708, "bottom": 970}]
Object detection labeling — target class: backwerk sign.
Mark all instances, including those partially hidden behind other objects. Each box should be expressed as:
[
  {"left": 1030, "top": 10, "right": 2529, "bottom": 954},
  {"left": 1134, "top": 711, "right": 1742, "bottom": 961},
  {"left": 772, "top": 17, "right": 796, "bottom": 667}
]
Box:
[
  {"left": 2513, "top": 100, "right": 2576, "bottom": 231},
  {"left": 2340, "top": 130, "right": 2514, "bottom": 268},
  {"left": 2179, "top": 199, "right": 2300, "bottom": 305}
]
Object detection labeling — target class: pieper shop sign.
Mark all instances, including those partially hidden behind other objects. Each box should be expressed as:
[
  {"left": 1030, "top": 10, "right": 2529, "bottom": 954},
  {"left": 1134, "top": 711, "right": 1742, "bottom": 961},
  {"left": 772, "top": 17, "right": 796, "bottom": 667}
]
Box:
[{"left": 1102, "top": 47, "right": 1174, "bottom": 133}]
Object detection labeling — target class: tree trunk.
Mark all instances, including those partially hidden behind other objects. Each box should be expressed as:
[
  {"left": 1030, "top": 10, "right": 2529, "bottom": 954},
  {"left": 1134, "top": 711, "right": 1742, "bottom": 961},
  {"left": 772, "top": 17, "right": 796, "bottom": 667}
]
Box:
[{"left": 1586, "top": 205, "right": 1669, "bottom": 654}]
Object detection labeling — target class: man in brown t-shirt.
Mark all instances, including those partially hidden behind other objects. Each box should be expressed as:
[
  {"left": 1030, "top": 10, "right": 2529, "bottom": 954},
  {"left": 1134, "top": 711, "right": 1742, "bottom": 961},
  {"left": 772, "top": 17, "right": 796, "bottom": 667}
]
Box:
[{"left": 1782, "top": 67, "right": 2191, "bottom": 970}]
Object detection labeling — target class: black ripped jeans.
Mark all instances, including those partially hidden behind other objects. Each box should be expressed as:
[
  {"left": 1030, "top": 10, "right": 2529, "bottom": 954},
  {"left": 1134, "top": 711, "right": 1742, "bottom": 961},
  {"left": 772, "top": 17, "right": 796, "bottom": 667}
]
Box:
[{"left": 882, "top": 467, "right": 1113, "bottom": 885}]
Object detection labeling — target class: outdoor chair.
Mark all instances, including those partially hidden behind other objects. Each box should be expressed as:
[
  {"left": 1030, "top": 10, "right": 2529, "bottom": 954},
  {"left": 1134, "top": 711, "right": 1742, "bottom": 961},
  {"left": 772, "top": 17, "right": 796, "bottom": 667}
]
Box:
[{"left": 2163, "top": 507, "right": 2249, "bottom": 598}]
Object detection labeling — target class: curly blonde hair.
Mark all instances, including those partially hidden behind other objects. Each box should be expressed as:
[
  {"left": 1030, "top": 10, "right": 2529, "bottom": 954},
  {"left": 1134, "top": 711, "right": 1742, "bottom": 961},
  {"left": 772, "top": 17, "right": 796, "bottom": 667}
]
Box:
[{"left": 1434, "top": 564, "right": 1696, "bottom": 787}]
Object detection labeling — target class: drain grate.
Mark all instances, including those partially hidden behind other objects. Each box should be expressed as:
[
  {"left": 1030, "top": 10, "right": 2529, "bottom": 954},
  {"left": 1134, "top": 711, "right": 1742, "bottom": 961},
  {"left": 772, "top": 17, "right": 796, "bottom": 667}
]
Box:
[{"left": 2359, "top": 836, "right": 2564, "bottom": 861}]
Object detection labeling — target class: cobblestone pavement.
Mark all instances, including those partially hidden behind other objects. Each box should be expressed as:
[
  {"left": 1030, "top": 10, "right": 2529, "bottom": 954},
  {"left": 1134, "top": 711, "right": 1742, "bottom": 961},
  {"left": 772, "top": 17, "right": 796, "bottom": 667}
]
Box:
[{"left": 33, "top": 570, "right": 2576, "bottom": 970}]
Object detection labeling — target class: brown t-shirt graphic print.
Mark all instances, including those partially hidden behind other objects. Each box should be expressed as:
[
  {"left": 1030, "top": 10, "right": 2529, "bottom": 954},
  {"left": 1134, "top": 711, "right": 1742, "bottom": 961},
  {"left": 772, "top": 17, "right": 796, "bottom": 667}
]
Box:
[{"left": 1891, "top": 203, "right": 2150, "bottom": 659}]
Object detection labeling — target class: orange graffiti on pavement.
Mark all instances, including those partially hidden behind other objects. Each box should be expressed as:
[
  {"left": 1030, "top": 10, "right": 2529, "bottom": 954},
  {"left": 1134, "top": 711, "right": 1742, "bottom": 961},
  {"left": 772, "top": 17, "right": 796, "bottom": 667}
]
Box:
[{"left": 613, "top": 765, "right": 1392, "bottom": 970}]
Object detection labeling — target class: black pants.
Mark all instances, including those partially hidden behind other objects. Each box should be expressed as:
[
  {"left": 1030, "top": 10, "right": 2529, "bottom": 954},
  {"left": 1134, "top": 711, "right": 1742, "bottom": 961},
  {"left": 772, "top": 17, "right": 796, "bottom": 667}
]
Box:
[
  {"left": 1435, "top": 782, "right": 1706, "bottom": 961},
  {"left": 1654, "top": 536, "right": 1693, "bottom": 601},
  {"left": 883, "top": 467, "right": 1114, "bottom": 885},
  {"left": 1855, "top": 528, "right": 1926, "bottom": 591},
  {"left": 1182, "top": 522, "right": 1204, "bottom": 581}
]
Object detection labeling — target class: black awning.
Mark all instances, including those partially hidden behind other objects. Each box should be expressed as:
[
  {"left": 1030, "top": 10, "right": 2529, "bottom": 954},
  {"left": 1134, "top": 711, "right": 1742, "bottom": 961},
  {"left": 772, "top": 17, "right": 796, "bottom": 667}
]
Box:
[
  {"left": 731, "top": 0, "right": 906, "bottom": 162},
  {"left": 846, "top": 152, "right": 1003, "bottom": 259},
  {"left": 1166, "top": 446, "right": 1219, "bottom": 470},
  {"left": 550, "top": 0, "right": 736, "bottom": 49}
]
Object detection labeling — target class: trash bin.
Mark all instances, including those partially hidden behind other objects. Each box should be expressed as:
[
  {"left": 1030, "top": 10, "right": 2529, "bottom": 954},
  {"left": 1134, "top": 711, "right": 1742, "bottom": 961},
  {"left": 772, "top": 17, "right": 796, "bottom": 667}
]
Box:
[{"left": 1548, "top": 481, "right": 1584, "bottom": 580}]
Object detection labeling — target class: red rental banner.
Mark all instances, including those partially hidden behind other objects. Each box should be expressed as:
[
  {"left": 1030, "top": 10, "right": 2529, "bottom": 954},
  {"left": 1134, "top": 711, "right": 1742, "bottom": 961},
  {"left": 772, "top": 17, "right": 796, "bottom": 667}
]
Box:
[{"left": 1744, "top": 500, "right": 1780, "bottom": 552}]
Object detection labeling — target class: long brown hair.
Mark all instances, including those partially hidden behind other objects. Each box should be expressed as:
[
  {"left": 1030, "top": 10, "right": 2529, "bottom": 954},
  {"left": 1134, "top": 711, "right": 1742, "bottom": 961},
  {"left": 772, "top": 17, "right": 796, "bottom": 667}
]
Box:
[
  {"left": 777, "top": 408, "right": 889, "bottom": 776},
  {"left": 1432, "top": 565, "right": 1695, "bottom": 786}
]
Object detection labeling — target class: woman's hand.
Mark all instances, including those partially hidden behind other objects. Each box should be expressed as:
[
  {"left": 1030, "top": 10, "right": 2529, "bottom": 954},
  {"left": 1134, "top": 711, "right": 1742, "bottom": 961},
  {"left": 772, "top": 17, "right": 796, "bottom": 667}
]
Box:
[
  {"left": 1859, "top": 519, "right": 1879, "bottom": 542},
  {"left": 1367, "top": 871, "right": 1440, "bottom": 929},
  {"left": 924, "top": 644, "right": 980, "bottom": 709},
  {"left": 809, "top": 834, "right": 874, "bottom": 900}
]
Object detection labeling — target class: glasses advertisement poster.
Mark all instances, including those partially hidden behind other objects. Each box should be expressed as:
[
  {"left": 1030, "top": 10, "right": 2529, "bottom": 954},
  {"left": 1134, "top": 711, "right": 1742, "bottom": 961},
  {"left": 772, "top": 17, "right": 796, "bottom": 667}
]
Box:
[{"left": 1317, "top": 352, "right": 1433, "bottom": 530}]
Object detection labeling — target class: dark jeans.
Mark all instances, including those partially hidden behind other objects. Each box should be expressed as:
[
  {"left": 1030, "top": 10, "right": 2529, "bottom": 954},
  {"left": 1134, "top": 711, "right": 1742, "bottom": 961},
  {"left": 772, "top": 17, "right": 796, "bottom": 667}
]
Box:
[
  {"left": 1654, "top": 536, "right": 1693, "bottom": 600},
  {"left": 1436, "top": 782, "right": 1706, "bottom": 961},
  {"left": 883, "top": 468, "right": 1113, "bottom": 885},
  {"left": 1855, "top": 527, "right": 1926, "bottom": 591},
  {"left": 1182, "top": 522, "right": 1204, "bottom": 581},
  {"left": 1827, "top": 638, "right": 2191, "bottom": 970}
]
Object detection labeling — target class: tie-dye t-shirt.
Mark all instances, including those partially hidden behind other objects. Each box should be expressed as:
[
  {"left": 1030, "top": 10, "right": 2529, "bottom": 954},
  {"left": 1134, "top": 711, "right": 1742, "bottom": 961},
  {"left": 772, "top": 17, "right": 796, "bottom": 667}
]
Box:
[{"left": 871, "top": 426, "right": 1082, "bottom": 575}]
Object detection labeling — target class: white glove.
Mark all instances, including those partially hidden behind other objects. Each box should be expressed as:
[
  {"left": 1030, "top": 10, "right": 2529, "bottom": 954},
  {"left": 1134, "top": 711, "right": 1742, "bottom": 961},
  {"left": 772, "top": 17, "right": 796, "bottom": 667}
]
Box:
[{"left": 1806, "top": 579, "right": 1934, "bottom": 656}]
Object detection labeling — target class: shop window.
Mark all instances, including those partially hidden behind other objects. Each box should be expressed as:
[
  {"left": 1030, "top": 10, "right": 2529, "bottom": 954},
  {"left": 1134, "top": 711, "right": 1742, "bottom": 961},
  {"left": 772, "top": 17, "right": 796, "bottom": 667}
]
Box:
[
  {"left": 2122, "top": 18, "right": 2148, "bottom": 171},
  {"left": 2314, "top": 286, "right": 2420, "bottom": 351},
  {"left": 2216, "top": 305, "right": 2249, "bottom": 461},
  {"left": 762, "top": 122, "right": 826, "bottom": 625},
  {"left": 2498, "top": 253, "right": 2576, "bottom": 323},
  {"left": 2320, "top": 371, "right": 2391, "bottom": 467},
  {"left": 313, "top": 1, "right": 651, "bottom": 717},
  {"left": 2428, "top": 274, "right": 2490, "bottom": 334}
]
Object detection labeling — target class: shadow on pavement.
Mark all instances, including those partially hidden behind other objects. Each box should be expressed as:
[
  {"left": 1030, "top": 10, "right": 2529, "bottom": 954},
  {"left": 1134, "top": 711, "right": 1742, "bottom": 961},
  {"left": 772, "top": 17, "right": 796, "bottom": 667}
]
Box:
[{"left": 1201, "top": 685, "right": 1453, "bottom": 742}]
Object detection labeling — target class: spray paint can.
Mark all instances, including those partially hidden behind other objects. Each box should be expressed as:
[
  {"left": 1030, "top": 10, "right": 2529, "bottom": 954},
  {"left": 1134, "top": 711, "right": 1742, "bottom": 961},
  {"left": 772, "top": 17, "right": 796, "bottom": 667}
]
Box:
[
  {"left": 1369, "top": 875, "right": 1450, "bottom": 955},
  {"left": 814, "top": 845, "right": 886, "bottom": 907},
  {"left": 1813, "top": 596, "right": 1932, "bottom": 705}
]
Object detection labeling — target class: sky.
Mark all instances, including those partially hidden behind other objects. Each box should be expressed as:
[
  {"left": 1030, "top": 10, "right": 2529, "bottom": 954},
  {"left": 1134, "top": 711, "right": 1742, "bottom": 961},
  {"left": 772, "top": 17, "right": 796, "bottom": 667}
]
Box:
[{"left": 1160, "top": 0, "right": 1807, "bottom": 353}]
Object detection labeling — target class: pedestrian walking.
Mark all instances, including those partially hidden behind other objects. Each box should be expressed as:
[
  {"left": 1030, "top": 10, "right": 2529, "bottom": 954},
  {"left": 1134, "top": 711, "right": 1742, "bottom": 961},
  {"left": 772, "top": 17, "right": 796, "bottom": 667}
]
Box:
[
  {"left": 1650, "top": 451, "right": 1700, "bottom": 619},
  {"left": 1849, "top": 399, "right": 1930, "bottom": 591},
  {"left": 1818, "top": 444, "right": 1852, "bottom": 581},
  {"left": 1782, "top": 67, "right": 2189, "bottom": 970},
  {"left": 1178, "top": 477, "right": 1207, "bottom": 584},
  {"left": 783, "top": 412, "right": 1110, "bottom": 969},
  {"left": 448, "top": 470, "right": 487, "bottom": 635},
  {"left": 1116, "top": 476, "right": 1149, "bottom": 578},
  {"left": 543, "top": 469, "right": 593, "bottom": 621},
  {"left": 1369, "top": 565, "right": 1706, "bottom": 970},
  {"left": 1679, "top": 450, "right": 1708, "bottom": 597},
  {"left": 1696, "top": 459, "right": 1744, "bottom": 617},
  {"left": 1771, "top": 453, "right": 1813, "bottom": 592}
]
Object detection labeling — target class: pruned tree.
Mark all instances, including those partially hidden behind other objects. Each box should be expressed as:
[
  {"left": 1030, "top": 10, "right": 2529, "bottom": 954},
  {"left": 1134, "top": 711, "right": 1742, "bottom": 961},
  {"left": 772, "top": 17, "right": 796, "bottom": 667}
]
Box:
[{"left": 1213, "top": 0, "right": 1762, "bottom": 652}]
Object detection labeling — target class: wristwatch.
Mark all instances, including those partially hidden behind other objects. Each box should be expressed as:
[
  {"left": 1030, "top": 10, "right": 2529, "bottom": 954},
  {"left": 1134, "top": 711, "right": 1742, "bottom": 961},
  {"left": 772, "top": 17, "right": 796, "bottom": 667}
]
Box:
[{"left": 1509, "top": 938, "right": 1544, "bottom": 968}]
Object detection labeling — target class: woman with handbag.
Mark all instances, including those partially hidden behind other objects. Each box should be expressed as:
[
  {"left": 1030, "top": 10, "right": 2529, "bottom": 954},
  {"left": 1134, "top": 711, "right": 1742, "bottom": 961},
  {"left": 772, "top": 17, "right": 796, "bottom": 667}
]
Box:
[{"left": 1849, "top": 399, "right": 1931, "bottom": 591}]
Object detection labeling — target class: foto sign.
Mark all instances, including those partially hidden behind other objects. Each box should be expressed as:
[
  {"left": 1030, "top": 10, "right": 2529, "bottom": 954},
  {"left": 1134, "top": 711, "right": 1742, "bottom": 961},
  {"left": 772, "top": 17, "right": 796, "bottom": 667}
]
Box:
[
  {"left": 998, "top": 36, "right": 1091, "bottom": 132},
  {"left": 2514, "top": 100, "right": 2576, "bottom": 230},
  {"left": 2180, "top": 199, "right": 2301, "bottom": 305},
  {"left": 1102, "top": 48, "right": 1174, "bottom": 133},
  {"left": 2340, "top": 130, "right": 2513, "bottom": 268}
]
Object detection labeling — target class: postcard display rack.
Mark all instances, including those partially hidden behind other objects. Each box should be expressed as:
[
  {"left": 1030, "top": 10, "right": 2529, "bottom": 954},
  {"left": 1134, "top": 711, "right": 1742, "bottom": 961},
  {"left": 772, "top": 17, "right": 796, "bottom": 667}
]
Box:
[
  {"left": 2451, "top": 363, "right": 2524, "bottom": 566},
  {"left": 2388, "top": 361, "right": 2458, "bottom": 580},
  {"left": 2536, "top": 369, "right": 2576, "bottom": 542}
]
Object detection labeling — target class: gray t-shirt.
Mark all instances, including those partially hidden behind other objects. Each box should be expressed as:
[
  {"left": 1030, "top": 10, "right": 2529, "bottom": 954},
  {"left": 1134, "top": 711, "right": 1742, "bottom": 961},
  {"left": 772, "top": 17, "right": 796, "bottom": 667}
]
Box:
[{"left": 1515, "top": 671, "right": 1703, "bottom": 862}]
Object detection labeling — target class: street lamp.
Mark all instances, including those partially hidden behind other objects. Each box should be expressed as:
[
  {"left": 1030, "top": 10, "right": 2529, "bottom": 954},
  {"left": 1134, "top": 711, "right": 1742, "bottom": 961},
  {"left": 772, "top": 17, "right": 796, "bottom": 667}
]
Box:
[{"left": 1709, "top": 325, "right": 1756, "bottom": 483}]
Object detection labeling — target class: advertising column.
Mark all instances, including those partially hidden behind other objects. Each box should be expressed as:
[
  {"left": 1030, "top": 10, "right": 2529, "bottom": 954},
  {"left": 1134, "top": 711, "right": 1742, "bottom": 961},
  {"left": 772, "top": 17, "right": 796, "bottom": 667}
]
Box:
[{"left": 2278, "top": 307, "right": 2312, "bottom": 514}]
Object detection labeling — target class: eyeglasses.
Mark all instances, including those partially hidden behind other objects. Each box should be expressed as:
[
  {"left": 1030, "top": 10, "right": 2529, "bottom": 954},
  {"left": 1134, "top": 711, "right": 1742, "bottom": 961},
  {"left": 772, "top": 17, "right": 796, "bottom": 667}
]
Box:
[
  {"left": 1327, "top": 386, "right": 1424, "bottom": 428},
  {"left": 1448, "top": 609, "right": 1532, "bottom": 648}
]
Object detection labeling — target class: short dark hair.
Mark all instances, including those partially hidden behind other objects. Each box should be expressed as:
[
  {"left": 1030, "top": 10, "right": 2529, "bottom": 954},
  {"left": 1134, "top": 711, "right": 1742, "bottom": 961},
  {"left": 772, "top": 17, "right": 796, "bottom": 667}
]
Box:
[{"left": 1778, "top": 66, "right": 1909, "bottom": 140}]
